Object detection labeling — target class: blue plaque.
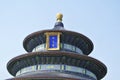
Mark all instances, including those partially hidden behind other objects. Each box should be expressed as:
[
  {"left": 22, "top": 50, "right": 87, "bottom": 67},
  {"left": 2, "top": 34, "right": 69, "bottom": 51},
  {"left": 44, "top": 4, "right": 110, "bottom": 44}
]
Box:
[
  {"left": 45, "top": 32, "right": 61, "bottom": 50},
  {"left": 49, "top": 35, "right": 58, "bottom": 48}
]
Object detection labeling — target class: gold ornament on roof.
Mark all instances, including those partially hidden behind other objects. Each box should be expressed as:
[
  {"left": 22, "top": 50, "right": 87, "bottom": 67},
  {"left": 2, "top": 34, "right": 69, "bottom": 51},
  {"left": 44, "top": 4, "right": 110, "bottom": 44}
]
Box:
[{"left": 56, "top": 13, "right": 63, "bottom": 22}]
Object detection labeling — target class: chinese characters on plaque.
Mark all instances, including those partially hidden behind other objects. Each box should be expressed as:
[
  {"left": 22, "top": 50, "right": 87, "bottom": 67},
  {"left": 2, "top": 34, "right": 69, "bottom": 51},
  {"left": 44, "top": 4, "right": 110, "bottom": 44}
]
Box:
[{"left": 45, "top": 32, "right": 61, "bottom": 50}]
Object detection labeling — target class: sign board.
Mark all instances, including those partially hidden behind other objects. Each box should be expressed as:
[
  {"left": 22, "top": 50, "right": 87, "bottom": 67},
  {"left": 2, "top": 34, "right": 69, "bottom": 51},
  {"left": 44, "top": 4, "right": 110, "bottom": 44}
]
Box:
[{"left": 45, "top": 32, "right": 61, "bottom": 50}]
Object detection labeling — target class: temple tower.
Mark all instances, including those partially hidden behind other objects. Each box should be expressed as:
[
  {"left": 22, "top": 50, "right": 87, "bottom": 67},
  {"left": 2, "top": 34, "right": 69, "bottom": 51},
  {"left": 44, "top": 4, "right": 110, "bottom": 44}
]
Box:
[{"left": 7, "top": 13, "right": 107, "bottom": 80}]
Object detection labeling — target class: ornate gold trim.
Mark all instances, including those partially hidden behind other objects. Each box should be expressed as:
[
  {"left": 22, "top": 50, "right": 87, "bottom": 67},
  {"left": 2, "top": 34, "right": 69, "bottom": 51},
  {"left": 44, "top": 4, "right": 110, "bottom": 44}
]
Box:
[{"left": 45, "top": 32, "right": 61, "bottom": 50}]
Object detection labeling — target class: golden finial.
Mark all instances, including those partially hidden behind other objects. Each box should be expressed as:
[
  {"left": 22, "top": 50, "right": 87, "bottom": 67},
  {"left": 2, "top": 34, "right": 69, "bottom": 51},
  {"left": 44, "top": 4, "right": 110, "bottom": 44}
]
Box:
[{"left": 56, "top": 13, "right": 63, "bottom": 22}]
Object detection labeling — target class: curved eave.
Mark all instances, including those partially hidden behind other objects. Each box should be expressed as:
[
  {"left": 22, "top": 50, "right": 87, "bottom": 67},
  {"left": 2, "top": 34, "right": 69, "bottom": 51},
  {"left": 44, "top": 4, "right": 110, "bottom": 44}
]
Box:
[
  {"left": 7, "top": 51, "right": 107, "bottom": 79},
  {"left": 23, "top": 29, "right": 93, "bottom": 55}
]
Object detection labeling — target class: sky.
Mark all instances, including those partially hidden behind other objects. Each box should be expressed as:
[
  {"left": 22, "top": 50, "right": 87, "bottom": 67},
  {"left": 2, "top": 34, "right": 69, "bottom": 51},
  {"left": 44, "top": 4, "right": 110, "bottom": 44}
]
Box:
[{"left": 0, "top": 0, "right": 120, "bottom": 80}]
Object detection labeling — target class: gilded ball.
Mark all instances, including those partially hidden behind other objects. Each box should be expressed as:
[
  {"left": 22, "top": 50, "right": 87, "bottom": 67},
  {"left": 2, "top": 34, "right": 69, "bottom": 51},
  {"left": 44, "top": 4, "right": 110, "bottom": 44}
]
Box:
[{"left": 56, "top": 13, "right": 63, "bottom": 20}]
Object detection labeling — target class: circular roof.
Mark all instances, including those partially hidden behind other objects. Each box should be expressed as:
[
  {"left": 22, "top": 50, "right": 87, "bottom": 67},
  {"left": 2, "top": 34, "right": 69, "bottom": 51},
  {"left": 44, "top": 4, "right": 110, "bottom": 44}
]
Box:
[
  {"left": 23, "top": 29, "right": 93, "bottom": 55},
  {"left": 7, "top": 51, "right": 107, "bottom": 79}
]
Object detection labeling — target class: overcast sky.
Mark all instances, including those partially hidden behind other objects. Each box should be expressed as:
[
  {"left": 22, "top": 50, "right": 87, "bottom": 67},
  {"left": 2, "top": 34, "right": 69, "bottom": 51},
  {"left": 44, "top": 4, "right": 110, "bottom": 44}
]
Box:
[{"left": 0, "top": 0, "right": 120, "bottom": 80}]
